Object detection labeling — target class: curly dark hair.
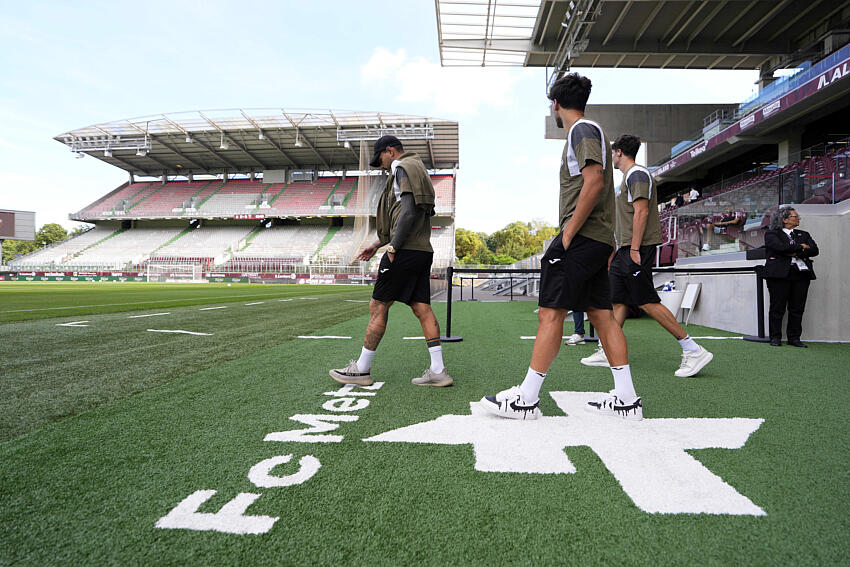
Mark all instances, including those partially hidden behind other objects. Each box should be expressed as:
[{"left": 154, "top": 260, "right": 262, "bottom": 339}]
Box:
[
  {"left": 611, "top": 134, "right": 641, "bottom": 159},
  {"left": 547, "top": 73, "right": 592, "bottom": 112}
]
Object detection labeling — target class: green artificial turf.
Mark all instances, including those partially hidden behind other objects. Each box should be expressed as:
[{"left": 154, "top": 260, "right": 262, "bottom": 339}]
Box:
[{"left": 1, "top": 294, "right": 848, "bottom": 565}]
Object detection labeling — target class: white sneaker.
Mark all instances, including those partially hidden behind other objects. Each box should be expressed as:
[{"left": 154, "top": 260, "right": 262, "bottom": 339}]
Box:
[
  {"left": 479, "top": 386, "right": 541, "bottom": 420},
  {"left": 701, "top": 243, "right": 711, "bottom": 251},
  {"left": 674, "top": 346, "right": 714, "bottom": 377},
  {"left": 329, "top": 360, "right": 373, "bottom": 386},
  {"left": 586, "top": 394, "right": 643, "bottom": 420},
  {"left": 564, "top": 333, "right": 586, "bottom": 346},
  {"left": 580, "top": 346, "right": 609, "bottom": 367}
]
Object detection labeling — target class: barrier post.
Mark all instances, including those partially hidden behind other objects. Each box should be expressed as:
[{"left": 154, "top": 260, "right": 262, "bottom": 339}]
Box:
[
  {"left": 743, "top": 265, "right": 771, "bottom": 343},
  {"left": 441, "top": 265, "right": 462, "bottom": 342}
]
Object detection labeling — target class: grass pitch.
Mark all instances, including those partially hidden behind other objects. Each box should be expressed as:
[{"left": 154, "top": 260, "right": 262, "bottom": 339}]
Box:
[{"left": 1, "top": 282, "right": 848, "bottom": 565}]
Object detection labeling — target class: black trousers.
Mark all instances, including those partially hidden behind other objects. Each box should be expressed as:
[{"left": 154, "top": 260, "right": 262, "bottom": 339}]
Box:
[{"left": 766, "top": 273, "right": 811, "bottom": 341}]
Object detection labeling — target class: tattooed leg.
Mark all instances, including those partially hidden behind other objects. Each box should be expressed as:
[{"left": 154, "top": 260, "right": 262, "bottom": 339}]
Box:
[
  {"left": 412, "top": 302, "right": 441, "bottom": 346},
  {"left": 364, "top": 299, "right": 391, "bottom": 350}
]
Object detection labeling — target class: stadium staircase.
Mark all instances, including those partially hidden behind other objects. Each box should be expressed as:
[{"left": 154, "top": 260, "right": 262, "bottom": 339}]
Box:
[
  {"left": 266, "top": 183, "right": 288, "bottom": 207},
  {"left": 124, "top": 183, "right": 165, "bottom": 212},
  {"left": 312, "top": 225, "right": 342, "bottom": 260},
  {"left": 193, "top": 181, "right": 227, "bottom": 210},
  {"left": 146, "top": 225, "right": 196, "bottom": 258},
  {"left": 63, "top": 227, "right": 126, "bottom": 262}
]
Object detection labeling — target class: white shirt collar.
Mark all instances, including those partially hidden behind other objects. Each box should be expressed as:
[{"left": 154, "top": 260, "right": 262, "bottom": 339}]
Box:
[{"left": 782, "top": 227, "right": 793, "bottom": 236}]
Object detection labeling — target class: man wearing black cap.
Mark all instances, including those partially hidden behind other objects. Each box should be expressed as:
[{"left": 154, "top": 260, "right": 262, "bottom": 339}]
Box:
[{"left": 329, "top": 135, "right": 453, "bottom": 387}]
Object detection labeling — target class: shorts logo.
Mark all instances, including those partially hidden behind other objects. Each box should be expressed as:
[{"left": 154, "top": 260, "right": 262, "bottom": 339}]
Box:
[
  {"left": 549, "top": 259, "right": 562, "bottom": 264},
  {"left": 380, "top": 269, "right": 390, "bottom": 273},
  {"left": 632, "top": 271, "right": 641, "bottom": 277}
]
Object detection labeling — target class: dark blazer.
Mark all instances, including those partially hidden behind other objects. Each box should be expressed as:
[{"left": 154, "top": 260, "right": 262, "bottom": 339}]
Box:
[{"left": 763, "top": 228, "right": 818, "bottom": 279}]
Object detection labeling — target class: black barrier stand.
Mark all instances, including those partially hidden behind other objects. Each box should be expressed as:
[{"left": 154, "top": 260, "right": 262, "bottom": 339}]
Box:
[
  {"left": 585, "top": 322, "right": 600, "bottom": 342},
  {"left": 441, "top": 266, "right": 463, "bottom": 342},
  {"left": 743, "top": 265, "right": 771, "bottom": 343}
]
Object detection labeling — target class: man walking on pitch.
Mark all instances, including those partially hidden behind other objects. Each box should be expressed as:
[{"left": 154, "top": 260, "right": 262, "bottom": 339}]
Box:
[
  {"left": 329, "top": 135, "right": 452, "bottom": 387},
  {"left": 580, "top": 134, "right": 713, "bottom": 377},
  {"left": 480, "top": 73, "right": 643, "bottom": 420}
]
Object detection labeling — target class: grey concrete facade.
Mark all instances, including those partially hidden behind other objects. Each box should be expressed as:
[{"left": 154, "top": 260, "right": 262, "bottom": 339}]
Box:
[
  {"left": 544, "top": 104, "right": 738, "bottom": 165},
  {"left": 670, "top": 200, "right": 850, "bottom": 342}
]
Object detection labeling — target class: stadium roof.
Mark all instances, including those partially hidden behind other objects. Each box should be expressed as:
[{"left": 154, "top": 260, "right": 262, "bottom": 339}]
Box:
[
  {"left": 436, "top": 1, "right": 850, "bottom": 83},
  {"left": 55, "top": 109, "right": 459, "bottom": 176}
]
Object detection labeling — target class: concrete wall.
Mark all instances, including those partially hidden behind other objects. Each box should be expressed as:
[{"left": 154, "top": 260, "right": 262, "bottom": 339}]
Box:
[
  {"left": 670, "top": 200, "right": 850, "bottom": 341},
  {"left": 545, "top": 104, "right": 738, "bottom": 165}
]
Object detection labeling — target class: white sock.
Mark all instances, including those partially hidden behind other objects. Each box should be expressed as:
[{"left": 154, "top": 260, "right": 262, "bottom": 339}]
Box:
[
  {"left": 519, "top": 367, "right": 546, "bottom": 404},
  {"left": 356, "top": 347, "right": 376, "bottom": 373},
  {"left": 610, "top": 364, "right": 638, "bottom": 403},
  {"left": 678, "top": 335, "right": 700, "bottom": 353},
  {"left": 428, "top": 345, "right": 445, "bottom": 373}
]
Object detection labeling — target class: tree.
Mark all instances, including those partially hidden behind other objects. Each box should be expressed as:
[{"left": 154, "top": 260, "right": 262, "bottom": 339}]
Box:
[
  {"left": 454, "top": 220, "right": 559, "bottom": 265},
  {"left": 35, "top": 224, "right": 68, "bottom": 248}
]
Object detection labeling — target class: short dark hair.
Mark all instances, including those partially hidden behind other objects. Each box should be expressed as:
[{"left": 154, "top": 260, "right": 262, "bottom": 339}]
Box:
[
  {"left": 611, "top": 134, "right": 641, "bottom": 159},
  {"left": 547, "top": 73, "right": 592, "bottom": 112}
]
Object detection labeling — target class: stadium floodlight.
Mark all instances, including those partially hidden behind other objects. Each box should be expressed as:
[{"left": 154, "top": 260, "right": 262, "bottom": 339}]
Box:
[
  {"left": 258, "top": 131, "right": 266, "bottom": 141},
  {"left": 104, "top": 149, "right": 113, "bottom": 157},
  {"left": 294, "top": 131, "right": 303, "bottom": 148},
  {"left": 185, "top": 135, "right": 193, "bottom": 143},
  {"left": 219, "top": 132, "right": 229, "bottom": 151},
  {"left": 344, "top": 140, "right": 351, "bottom": 149},
  {"left": 136, "top": 147, "right": 147, "bottom": 156}
]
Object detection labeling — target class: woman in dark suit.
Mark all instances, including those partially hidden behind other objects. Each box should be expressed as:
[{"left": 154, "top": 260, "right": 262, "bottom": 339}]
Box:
[{"left": 763, "top": 206, "right": 818, "bottom": 347}]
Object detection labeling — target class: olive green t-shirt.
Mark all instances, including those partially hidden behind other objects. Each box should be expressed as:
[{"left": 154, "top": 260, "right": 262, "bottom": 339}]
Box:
[
  {"left": 559, "top": 119, "right": 615, "bottom": 247},
  {"left": 614, "top": 164, "right": 663, "bottom": 248},
  {"left": 375, "top": 152, "right": 434, "bottom": 253}
]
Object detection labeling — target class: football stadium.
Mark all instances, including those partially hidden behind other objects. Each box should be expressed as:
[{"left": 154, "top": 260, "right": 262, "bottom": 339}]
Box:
[{"left": 2, "top": 1, "right": 850, "bottom": 565}]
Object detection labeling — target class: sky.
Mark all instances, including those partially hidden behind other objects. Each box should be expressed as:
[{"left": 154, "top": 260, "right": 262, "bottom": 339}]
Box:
[{"left": 0, "top": 1, "right": 760, "bottom": 235}]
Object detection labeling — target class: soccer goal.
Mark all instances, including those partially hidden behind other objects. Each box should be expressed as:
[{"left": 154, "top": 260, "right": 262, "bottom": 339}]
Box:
[{"left": 145, "top": 264, "right": 205, "bottom": 283}]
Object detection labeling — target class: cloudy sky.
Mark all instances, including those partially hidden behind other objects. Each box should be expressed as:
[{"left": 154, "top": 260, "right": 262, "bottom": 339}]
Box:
[{"left": 0, "top": 1, "right": 759, "bottom": 234}]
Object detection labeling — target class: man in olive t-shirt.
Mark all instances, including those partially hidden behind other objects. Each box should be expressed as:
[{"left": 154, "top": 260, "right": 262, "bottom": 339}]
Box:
[
  {"left": 329, "top": 135, "right": 453, "bottom": 388},
  {"left": 603, "top": 134, "right": 713, "bottom": 378},
  {"left": 479, "top": 73, "right": 643, "bottom": 422}
]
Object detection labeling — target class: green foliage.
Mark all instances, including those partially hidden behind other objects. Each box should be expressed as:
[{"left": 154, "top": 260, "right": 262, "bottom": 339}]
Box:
[
  {"left": 2, "top": 223, "right": 72, "bottom": 264},
  {"left": 455, "top": 220, "right": 558, "bottom": 264},
  {"left": 35, "top": 223, "right": 68, "bottom": 248}
]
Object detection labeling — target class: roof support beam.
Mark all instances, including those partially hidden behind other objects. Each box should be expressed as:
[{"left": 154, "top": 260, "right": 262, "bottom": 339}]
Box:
[
  {"left": 150, "top": 135, "right": 204, "bottom": 170},
  {"left": 602, "top": 1, "right": 632, "bottom": 46},
  {"left": 282, "top": 111, "right": 330, "bottom": 169},
  {"left": 767, "top": 0, "right": 824, "bottom": 42},
  {"left": 733, "top": 0, "right": 794, "bottom": 47},
  {"left": 666, "top": 2, "right": 708, "bottom": 47},
  {"left": 225, "top": 133, "right": 272, "bottom": 170},
  {"left": 686, "top": 1, "right": 727, "bottom": 48},
  {"left": 714, "top": 0, "right": 759, "bottom": 41},
  {"left": 633, "top": 1, "right": 665, "bottom": 48},
  {"left": 192, "top": 136, "right": 242, "bottom": 170},
  {"left": 110, "top": 155, "right": 152, "bottom": 176}
]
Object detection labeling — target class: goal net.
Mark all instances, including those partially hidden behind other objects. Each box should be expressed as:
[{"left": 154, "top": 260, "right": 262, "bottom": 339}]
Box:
[{"left": 145, "top": 264, "right": 204, "bottom": 283}]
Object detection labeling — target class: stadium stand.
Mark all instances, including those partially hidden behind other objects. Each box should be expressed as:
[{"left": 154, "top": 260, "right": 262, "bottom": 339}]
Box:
[{"left": 14, "top": 110, "right": 459, "bottom": 277}]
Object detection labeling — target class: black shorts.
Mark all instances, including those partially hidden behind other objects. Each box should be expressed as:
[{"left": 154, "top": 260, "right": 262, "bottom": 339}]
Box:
[
  {"left": 539, "top": 233, "right": 614, "bottom": 311},
  {"left": 609, "top": 245, "right": 661, "bottom": 306},
  {"left": 372, "top": 249, "right": 433, "bottom": 305}
]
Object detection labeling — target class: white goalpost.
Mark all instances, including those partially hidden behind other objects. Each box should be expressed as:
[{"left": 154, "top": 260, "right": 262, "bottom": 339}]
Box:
[{"left": 145, "top": 264, "right": 205, "bottom": 283}]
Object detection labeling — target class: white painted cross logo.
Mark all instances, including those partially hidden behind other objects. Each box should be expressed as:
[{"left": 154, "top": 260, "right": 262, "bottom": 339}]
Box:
[{"left": 366, "top": 391, "right": 765, "bottom": 515}]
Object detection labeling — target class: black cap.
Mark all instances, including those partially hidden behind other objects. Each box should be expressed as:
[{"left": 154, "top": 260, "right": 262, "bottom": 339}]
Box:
[{"left": 369, "top": 135, "right": 402, "bottom": 168}]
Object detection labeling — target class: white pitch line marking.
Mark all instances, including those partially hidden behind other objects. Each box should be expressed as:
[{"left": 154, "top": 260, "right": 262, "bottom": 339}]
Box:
[
  {"left": 403, "top": 336, "right": 425, "bottom": 340},
  {"left": 245, "top": 302, "right": 265, "bottom": 306},
  {"left": 147, "top": 329, "right": 213, "bottom": 336},
  {"left": 344, "top": 300, "right": 370, "bottom": 303},
  {"left": 199, "top": 306, "right": 227, "bottom": 311},
  {"left": 56, "top": 320, "right": 90, "bottom": 327},
  {"left": 299, "top": 297, "right": 319, "bottom": 300},
  {"left": 278, "top": 299, "right": 294, "bottom": 302},
  {"left": 128, "top": 312, "right": 171, "bottom": 318},
  {"left": 297, "top": 336, "right": 351, "bottom": 339}
]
